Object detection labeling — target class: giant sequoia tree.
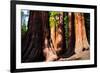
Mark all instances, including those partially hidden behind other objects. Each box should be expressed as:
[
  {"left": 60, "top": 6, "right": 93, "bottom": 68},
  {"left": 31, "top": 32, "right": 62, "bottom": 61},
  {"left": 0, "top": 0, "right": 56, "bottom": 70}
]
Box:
[
  {"left": 44, "top": 12, "right": 66, "bottom": 61},
  {"left": 22, "top": 11, "right": 50, "bottom": 62},
  {"left": 74, "top": 13, "right": 89, "bottom": 53}
]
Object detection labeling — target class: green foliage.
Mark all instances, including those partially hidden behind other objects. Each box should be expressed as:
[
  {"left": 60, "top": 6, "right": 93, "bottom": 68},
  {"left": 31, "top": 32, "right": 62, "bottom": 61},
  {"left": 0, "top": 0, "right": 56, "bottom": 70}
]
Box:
[
  {"left": 49, "top": 12, "right": 69, "bottom": 48},
  {"left": 49, "top": 11, "right": 59, "bottom": 28},
  {"left": 22, "top": 21, "right": 27, "bottom": 31},
  {"left": 21, "top": 20, "right": 28, "bottom": 37},
  {"left": 64, "top": 16, "right": 68, "bottom": 25},
  {"left": 49, "top": 11, "right": 59, "bottom": 17},
  {"left": 64, "top": 15, "right": 69, "bottom": 48}
]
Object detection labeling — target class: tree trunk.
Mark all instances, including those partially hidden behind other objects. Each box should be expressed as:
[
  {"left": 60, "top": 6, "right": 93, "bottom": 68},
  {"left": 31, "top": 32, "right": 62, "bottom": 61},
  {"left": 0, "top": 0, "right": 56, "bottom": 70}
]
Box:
[
  {"left": 42, "top": 12, "right": 58, "bottom": 61},
  {"left": 74, "top": 13, "right": 89, "bottom": 54},
  {"left": 81, "top": 13, "right": 90, "bottom": 50},
  {"left": 67, "top": 12, "right": 75, "bottom": 56},
  {"left": 45, "top": 12, "right": 65, "bottom": 61},
  {"left": 59, "top": 13, "right": 90, "bottom": 61},
  {"left": 56, "top": 12, "right": 64, "bottom": 54},
  {"left": 22, "top": 11, "right": 49, "bottom": 62},
  {"left": 60, "top": 12, "right": 75, "bottom": 58},
  {"left": 64, "top": 13, "right": 90, "bottom": 60}
]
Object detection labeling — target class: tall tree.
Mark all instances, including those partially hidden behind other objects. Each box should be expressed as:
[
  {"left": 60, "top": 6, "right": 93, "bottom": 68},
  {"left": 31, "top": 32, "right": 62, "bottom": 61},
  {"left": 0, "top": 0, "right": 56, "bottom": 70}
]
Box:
[
  {"left": 21, "top": 11, "right": 49, "bottom": 62},
  {"left": 45, "top": 12, "right": 65, "bottom": 61},
  {"left": 56, "top": 12, "right": 66, "bottom": 56},
  {"left": 60, "top": 12, "right": 75, "bottom": 58},
  {"left": 65, "top": 13, "right": 90, "bottom": 60},
  {"left": 68, "top": 12, "right": 75, "bottom": 56},
  {"left": 74, "top": 13, "right": 89, "bottom": 54},
  {"left": 42, "top": 12, "right": 58, "bottom": 61}
]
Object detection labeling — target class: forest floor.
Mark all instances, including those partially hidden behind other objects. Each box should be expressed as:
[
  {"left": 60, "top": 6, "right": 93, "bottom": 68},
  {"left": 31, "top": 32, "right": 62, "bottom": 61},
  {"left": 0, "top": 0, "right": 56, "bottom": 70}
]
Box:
[{"left": 58, "top": 50, "right": 90, "bottom": 61}]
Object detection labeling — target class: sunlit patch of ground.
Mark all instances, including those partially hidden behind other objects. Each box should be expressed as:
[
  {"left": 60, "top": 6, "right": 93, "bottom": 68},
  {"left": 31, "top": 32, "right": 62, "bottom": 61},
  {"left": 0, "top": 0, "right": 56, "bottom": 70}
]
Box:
[{"left": 58, "top": 50, "right": 90, "bottom": 61}]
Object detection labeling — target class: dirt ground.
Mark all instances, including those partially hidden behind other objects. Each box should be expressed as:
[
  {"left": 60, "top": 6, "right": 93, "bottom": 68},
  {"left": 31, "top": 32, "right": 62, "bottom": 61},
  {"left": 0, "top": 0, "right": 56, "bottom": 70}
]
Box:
[{"left": 58, "top": 50, "right": 90, "bottom": 61}]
